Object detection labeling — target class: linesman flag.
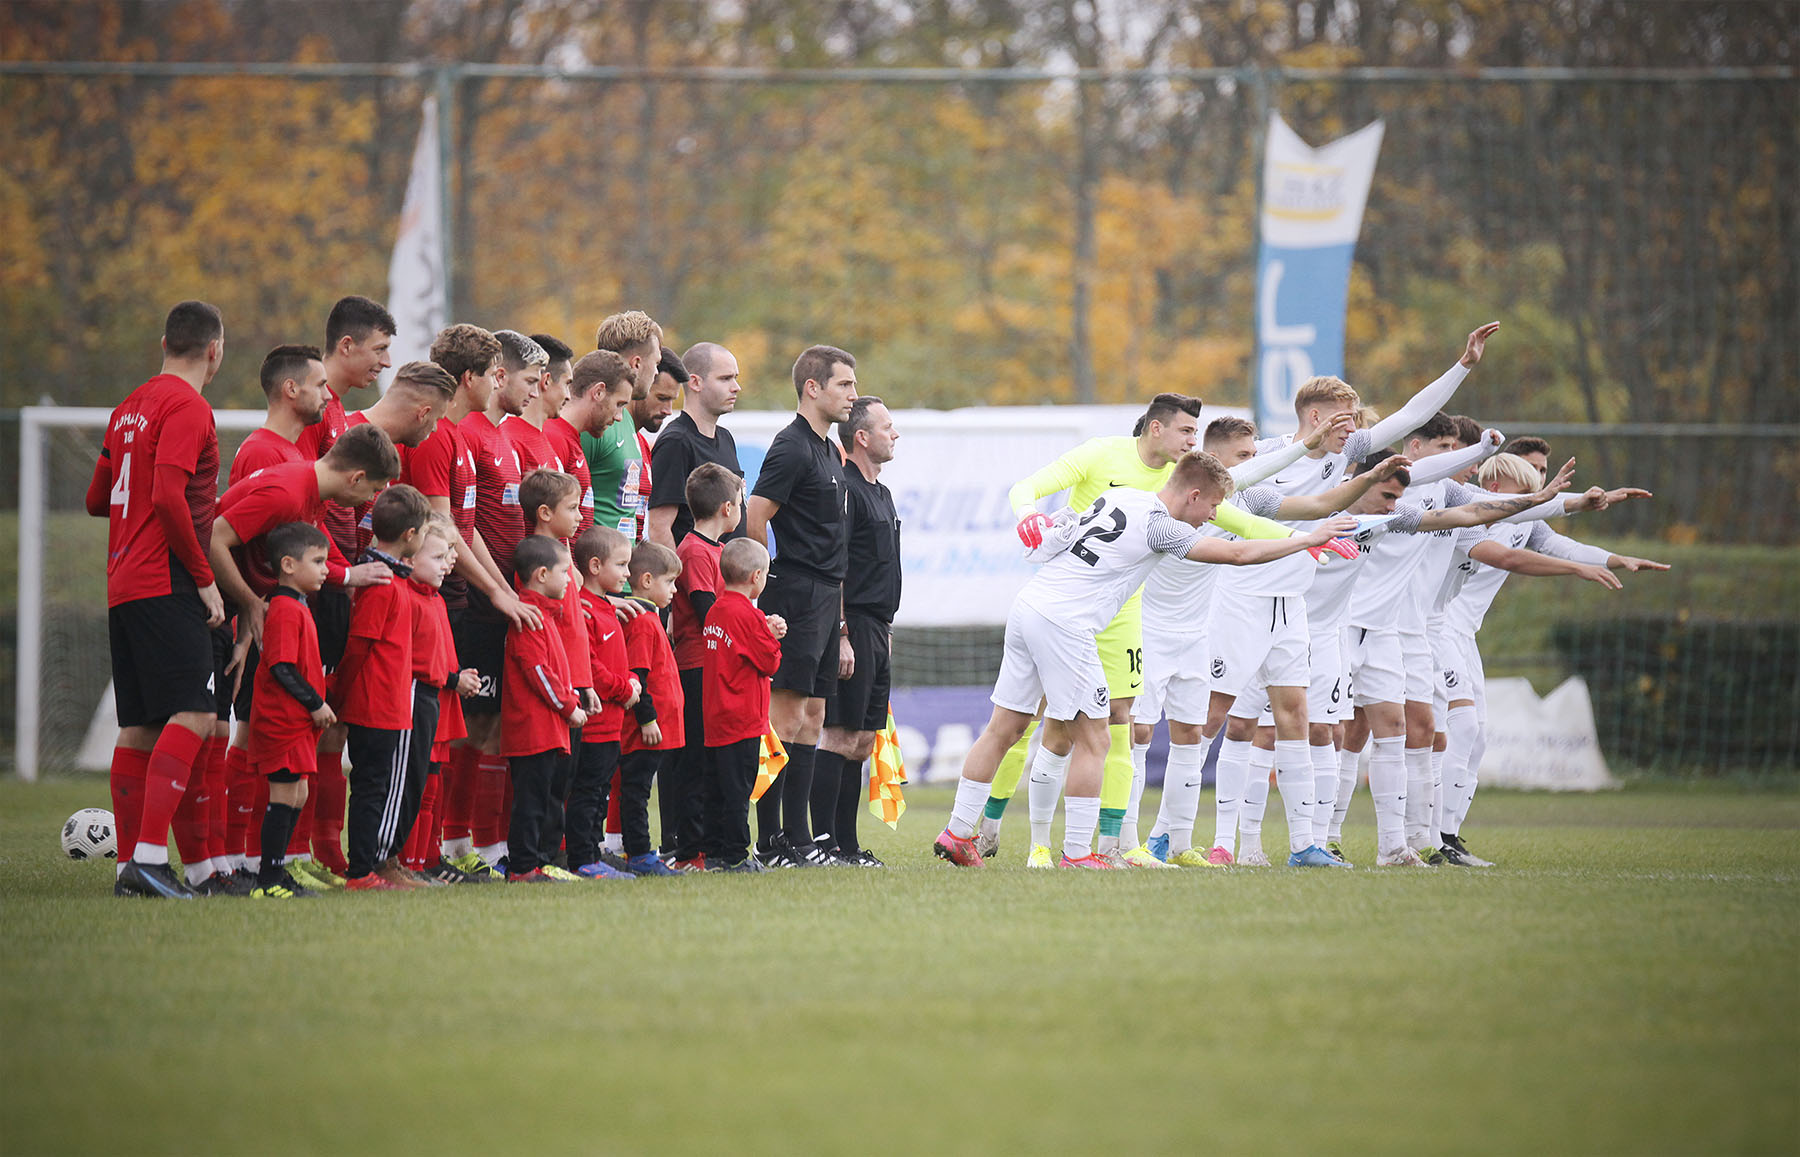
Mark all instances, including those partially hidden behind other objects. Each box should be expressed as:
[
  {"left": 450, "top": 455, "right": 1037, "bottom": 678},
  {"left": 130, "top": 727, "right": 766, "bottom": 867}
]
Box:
[
  {"left": 868, "top": 713, "right": 907, "bottom": 829},
  {"left": 752, "top": 729, "right": 788, "bottom": 802}
]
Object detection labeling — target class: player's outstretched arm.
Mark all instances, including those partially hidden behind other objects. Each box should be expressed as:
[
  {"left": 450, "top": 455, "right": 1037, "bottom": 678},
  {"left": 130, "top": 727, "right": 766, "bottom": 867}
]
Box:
[
  {"left": 1207, "top": 502, "right": 1295, "bottom": 541},
  {"left": 1563, "top": 485, "right": 1654, "bottom": 513},
  {"left": 1424, "top": 458, "right": 1577, "bottom": 531},
  {"left": 1361, "top": 323, "right": 1499, "bottom": 450},
  {"left": 1007, "top": 443, "right": 1093, "bottom": 519},
  {"left": 1279, "top": 454, "right": 1412, "bottom": 520},
  {"left": 1185, "top": 515, "right": 1357, "bottom": 565},
  {"left": 1468, "top": 539, "right": 1624, "bottom": 589},
  {"left": 1226, "top": 414, "right": 1356, "bottom": 490},
  {"left": 1409, "top": 428, "right": 1504, "bottom": 486}
]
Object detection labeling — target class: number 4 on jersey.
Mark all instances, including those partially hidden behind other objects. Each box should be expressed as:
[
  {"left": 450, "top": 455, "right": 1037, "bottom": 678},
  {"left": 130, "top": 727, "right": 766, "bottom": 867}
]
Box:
[{"left": 108, "top": 451, "right": 133, "bottom": 517}]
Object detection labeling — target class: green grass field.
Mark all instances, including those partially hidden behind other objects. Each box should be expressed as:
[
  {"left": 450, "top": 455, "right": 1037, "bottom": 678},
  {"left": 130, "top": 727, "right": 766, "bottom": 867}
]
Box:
[{"left": 4, "top": 777, "right": 1797, "bottom": 1155}]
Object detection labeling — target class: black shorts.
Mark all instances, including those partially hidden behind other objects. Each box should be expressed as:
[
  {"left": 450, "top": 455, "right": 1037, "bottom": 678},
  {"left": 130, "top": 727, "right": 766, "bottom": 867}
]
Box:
[
  {"left": 109, "top": 590, "right": 215, "bottom": 728},
  {"left": 827, "top": 613, "right": 891, "bottom": 734},
  {"left": 452, "top": 607, "right": 508, "bottom": 716},
  {"left": 311, "top": 587, "right": 351, "bottom": 672},
  {"left": 759, "top": 571, "right": 841, "bottom": 700},
  {"left": 210, "top": 625, "right": 235, "bottom": 721}
]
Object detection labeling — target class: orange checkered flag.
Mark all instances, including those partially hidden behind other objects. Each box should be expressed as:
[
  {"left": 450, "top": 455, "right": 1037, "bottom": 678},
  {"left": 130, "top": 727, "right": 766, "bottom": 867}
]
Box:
[
  {"left": 752, "top": 728, "right": 788, "bottom": 802},
  {"left": 867, "top": 712, "right": 907, "bottom": 829}
]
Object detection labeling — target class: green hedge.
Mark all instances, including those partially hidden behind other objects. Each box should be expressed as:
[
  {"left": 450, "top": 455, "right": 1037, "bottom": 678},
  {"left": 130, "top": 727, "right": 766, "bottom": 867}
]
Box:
[{"left": 1550, "top": 617, "right": 1800, "bottom": 772}]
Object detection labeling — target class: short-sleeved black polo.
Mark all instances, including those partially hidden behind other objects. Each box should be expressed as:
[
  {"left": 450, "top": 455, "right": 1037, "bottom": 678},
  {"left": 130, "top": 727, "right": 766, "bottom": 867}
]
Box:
[
  {"left": 646, "top": 410, "right": 746, "bottom": 545},
  {"left": 752, "top": 414, "right": 849, "bottom": 584},
  {"left": 841, "top": 466, "right": 901, "bottom": 623}
]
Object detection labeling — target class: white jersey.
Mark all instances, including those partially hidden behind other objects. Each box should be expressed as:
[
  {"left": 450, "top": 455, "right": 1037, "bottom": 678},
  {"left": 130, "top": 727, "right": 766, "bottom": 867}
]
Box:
[
  {"left": 1141, "top": 523, "right": 1231, "bottom": 637},
  {"left": 1018, "top": 489, "right": 1202, "bottom": 634},
  {"left": 1442, "top": 520, "right": 1612, "bottom": 636},
  {"left": 1306, "top": 502, "right": 1427, "bottom": 633},
  {"left": 1213, "top": 435, "right": 1364, "bottom": 598}
]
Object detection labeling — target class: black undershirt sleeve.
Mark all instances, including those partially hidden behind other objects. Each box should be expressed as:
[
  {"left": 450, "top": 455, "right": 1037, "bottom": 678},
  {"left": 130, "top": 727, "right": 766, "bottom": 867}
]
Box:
[
  {"left": 631, "top": 667, "right": 657, "bottom": 724},
  {"left": 270, "top": 663, "right": 325, "bottom": 712},
  {"left": 689, "top": 589, "right": 717, "bottom": 626}
]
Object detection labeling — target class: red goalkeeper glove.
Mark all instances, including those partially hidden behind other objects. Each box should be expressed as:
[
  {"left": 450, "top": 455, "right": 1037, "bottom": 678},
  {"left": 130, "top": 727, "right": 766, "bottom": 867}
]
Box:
[
  {"left": 1308, "top": 536, "right": 1360, "bottom": 563},
  {"left": 1016, "top": 512, "right": 1053, "bottom": 549}
]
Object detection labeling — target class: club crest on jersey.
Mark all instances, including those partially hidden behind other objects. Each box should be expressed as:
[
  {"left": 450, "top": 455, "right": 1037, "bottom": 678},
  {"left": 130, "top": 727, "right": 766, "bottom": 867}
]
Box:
[
  {"left": 1444, "top": 669, "right": 1459, "bottom": 688},
  {"left": 1211, "top": 657, "right": 1226, "bottom": 679},
  {"left": 1321, "top": 461, "right": 1336, "bottom": 479}
]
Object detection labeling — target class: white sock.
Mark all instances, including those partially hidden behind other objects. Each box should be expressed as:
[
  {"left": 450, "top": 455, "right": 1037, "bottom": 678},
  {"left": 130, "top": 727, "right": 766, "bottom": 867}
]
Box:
[
  {"left": 442, "top": 835, "right": 472, "bottom": 859},
  {"left": 1331, "top": 747, "right": 1360, "bottom": 841},
  {"left": 603, "top": 832, "right": 623, "bottom": 855},
  {"left": 1450, "top": 725, "right": 1487, "bottom": 836},
  {"left": 1310, "top": 743, "right": 1340, "bottom": 847},
  {"left": 184, "top": 858, "right": 215, "bottom": 885},
  {"left": 1120, "top": 741, "right": 1150, "bottom": 849},
  {"left": 1273, "top": 739, "right": 1316, "bottom": 855},
  {"left": 475, "top": 842, "right": 506, "bottom": 865},
  {"left": 132, "top": 842, "right": 170, "bottom": 866},
  {"left": 1157, "top": 742, "right": 1206, "bottom": 854},
  {"left": 977, "top": 815, "right": 1002, "bottom": 843},
  {"left": 1027, "top": 746, "right": 1071, "bottom": 849},
  {"left": 1212, "top": 736, "right": 1250, "bottom": 853},
  {"left": 1444, "top": 706, "right": 1480, "bottom": 836},
  {"left": 948, "top": 775, "right": 992, "bottom": 839},
  {"left": 1430, "top": 743, "right": 1448, "bottom": 842},
  {"left": 1062, "top": 795, "right": 1100, "bottom": 861},
  {"left": 1368, "top": 735, "right": 1407, "bottom": 855},
  {"left": 1403, "top": 746, "right": 1432, "bottom": 849},
  {"left": 1238, "top": 747, "right": 1272, "bottom": 856}
]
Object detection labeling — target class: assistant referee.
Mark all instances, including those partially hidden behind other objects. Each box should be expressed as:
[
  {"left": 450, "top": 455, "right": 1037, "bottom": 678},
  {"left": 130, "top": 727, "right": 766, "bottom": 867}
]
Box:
[{"left": 745, "top": 344, "right": 858, "bottom": 867}]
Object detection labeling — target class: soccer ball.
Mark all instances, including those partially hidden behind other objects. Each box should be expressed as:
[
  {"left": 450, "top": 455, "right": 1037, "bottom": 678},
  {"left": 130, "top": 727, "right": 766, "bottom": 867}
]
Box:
[{"left": 61, "top": 808, "right": 117, "bottom": 861}]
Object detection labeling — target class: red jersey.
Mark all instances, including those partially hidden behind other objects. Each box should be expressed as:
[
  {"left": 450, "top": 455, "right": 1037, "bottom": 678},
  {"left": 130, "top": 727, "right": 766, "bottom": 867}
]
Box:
[
  {"left": 702, "top": 590, "right": 781, "bottom": 747},
  {"left": 672, "top": 532, "right": 724, "bottom": 670},
  {"left": 635, "top": 429, "right": 654, "bottom": 540},
  {"left": 229, "top": 426, "right": 305, "bottom": 486},
  {"left": 621, "top": 598, "right": 683, "bottom": 754},
  {"left": 402, "top": 416, "right": 480, "bottom": 609},
  {"left": 94, "top": 374, "right": 219, "bottom": 606},
  {"left": 553, "top": 552, "right": 591, "bottom": 692},
  {"left": 506, "top": 417, "right": 559, "bottom": 475},
  {"left": 249, "top": 588, "right": 325, "bottom": 776},
  {"left": 502, "top": 588, "right": 579, "bottom": 757},
  {"left": 545, "top": 416, "right": 594, "bottom": 541},
  {"left": 409, "top": 580, "right": 467, "bottom": 760},
  {"left": 332, "top": 570, "right": 417, "bottom": 730},
  {"left": 461, "top": 411, "right": 526, "bottom": 589},
  {"left": 217, "top": 461, "right": 352, "bottom": 597},
  {"left": 578, "top": 588, "right": 637, "bottom": 743},
  {"left": 294, "top": 385, "right": 358, "bottom": 560}
]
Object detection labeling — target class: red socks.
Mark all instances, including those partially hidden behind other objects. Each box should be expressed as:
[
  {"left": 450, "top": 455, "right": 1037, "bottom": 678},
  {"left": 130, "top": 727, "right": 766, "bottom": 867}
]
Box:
[
  {"left": 246, "top": 774, "right": 270, "bottom": 859},
  {"left": 109, "top": 746, "right": 152, "bottom": 864},
  {"left": 312, "top": 750, "right": 349, "bottom": 874},
  {"left": 170, "top": 739, "right": 212, "bottom": 869},
  {"left": 403, "top": 775, "right": 442, "bottom": 870},
  {"left": 442, "top": 745, "right": 479, "bottom": 842},
  {"left": 224, "top": 744, "right": 254, "bottom": 860},
  {"left": 204, "top": 736, "right": 228, "bottom": 863},
  {"left": 132, "top": 724, "right": 205, "bottom": 863},
  {"left": 472, "top": 754, "right": 509, "bottom": 847}
]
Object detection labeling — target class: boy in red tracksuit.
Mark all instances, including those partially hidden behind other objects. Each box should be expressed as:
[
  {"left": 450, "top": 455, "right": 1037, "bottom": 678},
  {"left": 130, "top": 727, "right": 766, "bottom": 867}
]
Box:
[
  {"left": 617, "top": 541, "right": 685, "bottom": 877},
  {"left": 248, "top": 522, "right": 337, "bottom": 898},
  {"left": 400, "top": 515, "right": 481, "bottom": 883},
  {"left": 568, "top": 525, "right": 642, "bottom": 878},
  {"left": 517, "top": 469, "right": 591, "bottom": 865},
  {"left": 703, "top": 537, "right": 786, "bottom": 871},
  {"left": 331, "top": 484, "right": 430, "bottom": 891},
  {"left": 501, "top": 535, "right": 588, "bottom": 881}
]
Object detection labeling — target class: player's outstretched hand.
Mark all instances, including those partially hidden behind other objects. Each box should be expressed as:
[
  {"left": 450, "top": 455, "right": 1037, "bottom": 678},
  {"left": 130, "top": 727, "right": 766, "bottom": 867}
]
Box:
[
  {"left": 1536, "top": 457, "right": 1578, "bottom": 499},
  {"left": 1602, "top": 487, "right": 1653, "bottom": 506},
  {"left": 1372, "top": 454, "right": 1414, "bottom": 481},
  {"left": 345, "top": 561, "right": 392, "bottom": 588},
  {"left": 1480, "top": 428, "right": 1505, "bottom": 451},
  {"left": 1460, "top": 322, "right": 1501, "bottom": 367},
  {"left": 1616, "top": 555, "right": 1671, "bottom": 572},
  {"left": 1577, "top": 564, "right": 1624, "bottom": 590},
  {"left": 1016, "top": 512, "right": 1053, "bottom": 549},
  {"left": 311, "top": 702, "right": 338, "bottom": 729},
  {"left": 456, "top": 668, "right": 482, "bottom": 697},
  {"left": 1305, "top": 411, "right": 1357, "bottom": 451},
  {"left": 198, "top": 582, "right": 226, "bottom": 628},
  {"left": 497, "top": 590, "right": 544, "bottom": 630},
  {"left": 766, "top": 614, "right": 788, "bottom": 638}
]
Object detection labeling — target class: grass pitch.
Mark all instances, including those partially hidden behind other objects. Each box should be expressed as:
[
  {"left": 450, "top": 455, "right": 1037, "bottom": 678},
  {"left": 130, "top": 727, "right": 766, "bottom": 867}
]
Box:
[{"left": 3, "top": 777, "right": 1796, "bottom": 1155}]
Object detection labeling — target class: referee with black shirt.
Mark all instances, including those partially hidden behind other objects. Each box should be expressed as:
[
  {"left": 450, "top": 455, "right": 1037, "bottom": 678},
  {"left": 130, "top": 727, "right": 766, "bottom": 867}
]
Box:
[
  {"left": 814, "top": 397, "right": 901, "bottom": 867},
  {"left": 643, "top": 341, "right": 747, "bottom": 548},
  {"left": 745, "top": 345, "right": 858, "bottom": 867}
]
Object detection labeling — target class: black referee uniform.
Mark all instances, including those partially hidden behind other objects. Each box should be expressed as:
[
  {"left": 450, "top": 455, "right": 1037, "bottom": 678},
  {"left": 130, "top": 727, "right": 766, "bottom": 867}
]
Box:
[
  {"left": 751, "top": 413, "right": 849, "bottom": 855},
  {"left": 645, "top": 410, "right": 746, "bottom": 545},
  {"left": 815, "top": 463, "right": 901, "bottom": 857}
]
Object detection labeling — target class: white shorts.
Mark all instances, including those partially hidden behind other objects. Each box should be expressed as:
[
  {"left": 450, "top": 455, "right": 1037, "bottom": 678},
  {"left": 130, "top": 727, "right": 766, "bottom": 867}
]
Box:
[
  {"left": 1307, "top": 622, "right": 1348, "bottom": 725},
  {"left": 1133, "top": 631, "right": 1210, "bottom": 726},
  {"left": 1207, "top": 589, "right": 1310, "bottom": 703},
  {"left": 1436, "top": 629, "right": 1487, "bottom": 723},
  {"left": 1401, "top": 629, "right": 1435, "bottom": 704},
  {"left": 1348, "top": 625, "right": 1405, "bottom": 707},
  {"left": 993, "top": 601, "right": 1110, "bottom": 722}
]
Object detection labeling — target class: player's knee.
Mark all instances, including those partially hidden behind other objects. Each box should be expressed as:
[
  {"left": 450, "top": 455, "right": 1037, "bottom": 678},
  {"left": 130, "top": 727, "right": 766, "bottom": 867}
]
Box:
[{"left": 1223, "top": 715, "right": 1256, "bottom": 742}]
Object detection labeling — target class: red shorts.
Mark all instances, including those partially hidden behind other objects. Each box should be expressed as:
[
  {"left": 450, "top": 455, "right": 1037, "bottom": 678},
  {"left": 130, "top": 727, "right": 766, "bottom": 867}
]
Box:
[{"left": 250, "top": 735, "right": 318, "bottom": 779}]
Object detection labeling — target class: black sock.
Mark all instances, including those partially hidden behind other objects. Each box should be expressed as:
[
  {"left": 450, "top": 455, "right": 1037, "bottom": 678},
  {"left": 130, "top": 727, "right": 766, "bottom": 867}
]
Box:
[
  {"left": 259, "top": 803, "right": 300, "bottom": 887},
  {"left": 780, "top": 742, "right": 817, "bottom": 847},
  {"left": 810, "top": 750, "right": 845, "bottom": 848},
  {"left": 755, "top": 791, "right": 782, "bottom": 851},
  {"left": 836, "top": 759, "right": 865, "bottom": 853}
]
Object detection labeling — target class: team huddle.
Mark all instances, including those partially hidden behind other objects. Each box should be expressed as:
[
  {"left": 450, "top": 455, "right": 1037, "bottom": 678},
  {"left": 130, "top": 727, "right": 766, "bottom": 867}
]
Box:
[
  {"left": 933, "top": 321, "right": 1668, "bottom": 871},
  {"left": 95, "top": 296, "right": 900, "bottom": 898}
]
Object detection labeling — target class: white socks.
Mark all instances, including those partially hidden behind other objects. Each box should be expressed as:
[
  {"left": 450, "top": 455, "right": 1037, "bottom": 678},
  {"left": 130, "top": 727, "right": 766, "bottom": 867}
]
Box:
[
  {"left": 442, "top": 835, "right": 472, "bottom": 860},
  {"left": 1239, "top": 748, "right": 1272, "bottom": 858},
  {"left": 1331, "top": 746, "right": 1360, "bottom": 841},
  {"left": 1310, "top": 743, "right": 1340, "bottom": 848},
  {"left": 1443, "top": 705, "right": 1481, "bottom": 837},
  {"left": 1120, "top": 741, "right": 1150, "bottom": 849},
  {"left": 1027, "top": 746, "right": 1072, "bottom": 849},
  {"left": 1212, "top": 736, "right": 1251, "bottom": 853},
  {"left": 1157, "top": 742, "right": 1207, "bottom": 854},
  {"left": 1273, "top": 739, "right": 1316, "bottom": 855},
  {"left": 184, "top": 858, "right": 215, "bottom": 886},
  {"left": 1062, "top": 795, "right": 1100, "bottom": 861},
  {"left": 1403, "top": 746, "right": 1433, "bottom": 849},
  {"left": 132, "top": 841, "right": 171, "bottom": 866},
  {"left": 1368, "top": 735, "right": 1407, "bottom": 855},
  {"left": 948, "top": 775, "right": 991, "bottom": 839}
]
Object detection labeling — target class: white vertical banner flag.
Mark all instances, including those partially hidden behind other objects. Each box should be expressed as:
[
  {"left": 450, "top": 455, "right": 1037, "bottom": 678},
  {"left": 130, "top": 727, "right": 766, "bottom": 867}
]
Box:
[
  {"left": 382, "top": 94, "right": 447, "bottom": 391},
  {"left": 1253, "top": 115, "right": 1384, "bottom": 435}
]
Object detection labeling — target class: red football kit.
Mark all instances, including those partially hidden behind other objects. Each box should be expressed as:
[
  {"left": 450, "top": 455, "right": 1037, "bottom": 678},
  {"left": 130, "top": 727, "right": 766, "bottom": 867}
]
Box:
[
  {"left": 461, "top": 411, "right": 527, "bottom": 587},
  {"left": 216, "top": 461, "right": 352, "bottom": 598},
  {"left": 579, "top": 588, "right": 638, "bottom": 743},
  {"left": 545, "top": 416, "right": 595, "bottom": 541},
  {"left": 506, "top": 416, "right": 559, "bottom": 476},
  {"left": 249, "top": 588, "right": 326, "bottom": 776},
  {"left": 501, "top": 588, "right": 580, "bottom": 757},
  {"left": 294, "top": 385, "right": 358, "bottom": 561},
  {"left": 92, "top": 374, "right": 219, "bottom": 606},
  {"left": 403, "top": 417, "right": 481, "bottom": 605},
  {"left": 702, "top": 590, "right": 782, "bottom": 747},
  {"left": 672, "top": 532, "right": 723, "bottom": 671},
  {"left": 621, "top": 598, "right": 683, "bottom": 754},
  {"left": 409, "top": 579, "right": 467, "bottom": 760},
  {"left": 332, "top": 573, "right": 417, "bottom": 730},
  {"left": 229, "top": 427, "right": 305, "bottom": 486}
]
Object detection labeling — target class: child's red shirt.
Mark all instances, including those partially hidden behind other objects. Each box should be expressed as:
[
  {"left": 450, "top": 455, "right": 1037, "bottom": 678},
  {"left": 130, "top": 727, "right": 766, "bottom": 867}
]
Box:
[
  {"left": 621, "top": 598, "right": 683, "bottom": 754},
  {"left": 501, "top": 587, "right": 579, "bottom": 757},
  {"left": 702, "top": 589, "right": 782, "bottom": 746}
]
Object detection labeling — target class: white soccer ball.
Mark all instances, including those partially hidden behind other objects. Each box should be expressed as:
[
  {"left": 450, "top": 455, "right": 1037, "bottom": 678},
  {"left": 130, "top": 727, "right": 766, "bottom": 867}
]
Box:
[{"left": 61, "top": 808, "right": 117, "bottom": 861}]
